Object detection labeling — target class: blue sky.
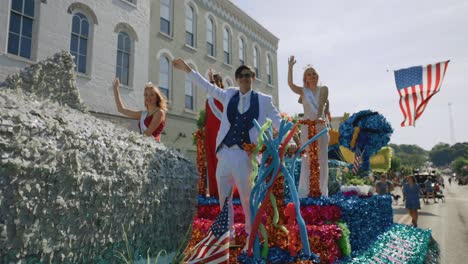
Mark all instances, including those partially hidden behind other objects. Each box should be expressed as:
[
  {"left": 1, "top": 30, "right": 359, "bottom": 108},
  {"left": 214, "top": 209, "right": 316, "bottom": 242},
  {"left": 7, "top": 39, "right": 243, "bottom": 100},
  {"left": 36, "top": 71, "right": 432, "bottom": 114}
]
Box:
[{"left": 231, "top": 0, "right": 468, "bottom": 150}]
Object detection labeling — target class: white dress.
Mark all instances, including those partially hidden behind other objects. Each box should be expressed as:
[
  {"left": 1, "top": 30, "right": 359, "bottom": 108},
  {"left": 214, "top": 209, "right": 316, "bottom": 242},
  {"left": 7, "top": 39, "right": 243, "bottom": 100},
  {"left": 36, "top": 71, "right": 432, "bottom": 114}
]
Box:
[{"left": 298, "top": 86, "right": 330, "bottom": 197}]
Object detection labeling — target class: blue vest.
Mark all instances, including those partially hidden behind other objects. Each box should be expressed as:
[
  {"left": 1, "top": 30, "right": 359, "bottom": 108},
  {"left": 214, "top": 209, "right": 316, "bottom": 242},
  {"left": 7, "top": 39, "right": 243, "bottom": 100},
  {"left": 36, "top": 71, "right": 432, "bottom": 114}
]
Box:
[{"left": 220, "top": 91, "right": 259, "bottom": 151}]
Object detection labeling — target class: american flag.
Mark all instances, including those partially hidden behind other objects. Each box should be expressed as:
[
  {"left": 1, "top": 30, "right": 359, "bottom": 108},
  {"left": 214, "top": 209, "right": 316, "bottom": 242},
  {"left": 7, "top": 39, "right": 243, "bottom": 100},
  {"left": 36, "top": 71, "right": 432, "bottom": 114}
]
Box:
[
  {"left": 185, "top": 196, "right": 231, "bottom": 264},
  {"left": 353, "top": 148, "right": 362, "bottom": 175},
  {"left": 394, "top": 61, "right": 449, "bottom": 127}
]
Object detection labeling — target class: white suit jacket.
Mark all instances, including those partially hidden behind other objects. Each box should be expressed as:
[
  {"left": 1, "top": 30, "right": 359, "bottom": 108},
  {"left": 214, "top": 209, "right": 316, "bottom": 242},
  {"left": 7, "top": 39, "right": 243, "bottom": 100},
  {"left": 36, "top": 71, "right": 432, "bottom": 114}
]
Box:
[{"left": 188, "top": 70, "right": 282, "bottom": 151}]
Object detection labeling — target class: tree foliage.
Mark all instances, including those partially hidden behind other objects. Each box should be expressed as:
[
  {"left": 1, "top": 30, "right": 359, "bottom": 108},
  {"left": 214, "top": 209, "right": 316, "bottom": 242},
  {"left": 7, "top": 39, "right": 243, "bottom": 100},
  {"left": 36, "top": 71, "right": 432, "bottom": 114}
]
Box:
[
  {"left": 429, "top": 142, "right": 468, "bottom": 167},
  {"left": 452, "top": 157, "right": 468, "bottom": 176},
  {"left": 389, "top": 143, "right": 428, "bottom": 169}
]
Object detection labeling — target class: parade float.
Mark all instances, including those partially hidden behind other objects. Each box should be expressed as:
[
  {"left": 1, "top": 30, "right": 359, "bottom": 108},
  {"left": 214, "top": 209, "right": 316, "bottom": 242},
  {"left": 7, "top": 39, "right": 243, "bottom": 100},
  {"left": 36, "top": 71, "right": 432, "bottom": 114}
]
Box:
[
  {"left": 0, "top": 52, "right": 199, "bottom": 263},
  {"left": 188, "top": 110, "right": 433, "bottom": 263},
  {"left": 0, "top": 52, "right": 435, "bottom": 263}
]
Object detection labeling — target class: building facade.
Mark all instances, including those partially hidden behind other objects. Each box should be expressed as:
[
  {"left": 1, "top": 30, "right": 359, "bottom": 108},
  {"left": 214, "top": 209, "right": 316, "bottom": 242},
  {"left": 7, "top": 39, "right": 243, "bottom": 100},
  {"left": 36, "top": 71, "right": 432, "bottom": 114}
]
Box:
[{"left": 0, "top": 0, "right": 279, "bottom": 160}]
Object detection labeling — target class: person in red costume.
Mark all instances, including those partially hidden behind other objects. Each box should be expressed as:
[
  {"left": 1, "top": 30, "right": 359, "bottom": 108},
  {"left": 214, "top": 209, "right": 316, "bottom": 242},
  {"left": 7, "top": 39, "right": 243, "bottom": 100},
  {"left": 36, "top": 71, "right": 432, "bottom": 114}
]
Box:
[
  {"left": 113, "top": 78, "right": 167, "bottom": 142},
  {"left": 205, "top": 69, "right": 224, "bottom": 197}
]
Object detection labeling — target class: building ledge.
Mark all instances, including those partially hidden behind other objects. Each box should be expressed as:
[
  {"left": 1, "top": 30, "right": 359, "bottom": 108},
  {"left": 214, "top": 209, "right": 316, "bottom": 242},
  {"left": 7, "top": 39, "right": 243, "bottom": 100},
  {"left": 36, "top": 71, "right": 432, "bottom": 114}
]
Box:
[
  {"left": 3, "top": 53, "right": 36, "bottom": 65},
  {"left": 119, "top": 0, "right": 137, "bottom": 8},
  {"left": 222, "top": 62, "right": 233, "bottom": 69},
  {"left": 205, "top": 54, "right": 217, "bottom": 62},
  {"left": 76, "top": 72, "right": 92, "bottom": 80},
  {"left": 158, "top": 31, "right": 174, "bottom": 41},
  {"left": 183, "top": 44, "right": 197, "bottom": 53}
]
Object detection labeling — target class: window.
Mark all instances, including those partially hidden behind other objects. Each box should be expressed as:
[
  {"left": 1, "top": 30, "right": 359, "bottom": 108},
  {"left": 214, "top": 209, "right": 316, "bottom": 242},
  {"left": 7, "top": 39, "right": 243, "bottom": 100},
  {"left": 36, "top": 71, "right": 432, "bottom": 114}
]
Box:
[
  {"left": 185, "top": 75, "right": 194, "bottom": 110},
  {"left": 253, "top": 47, "right": 259, "bottom": 77},
  {"left": 206, "top": 17, "right": 215, "bottom": 56},
  {"left": 239, "top": 38, "right": 245, "bottom": 65},
  {"left": 160, "top": 0, "right": 171, "bottom": 35},
  {"left": 116, "top": 32, "right": 131, "bottom": 86},
  {"left": 159, "top": 56, "right": 170, "bottom": 99},
  {"left": 185, "top": 5, "right": 195, "bottom": 46},
  {"left": 70, "top": 13, "right": 89, "bottom": 73},
  {"left": 267, "top": 55, "right": 272, "bottom": 85},
  {"left": 8, "top": 0, "right": 35, "bottom": 59},
  {"left": 223, "top": 27, "right": 231, "bottom": 64}
]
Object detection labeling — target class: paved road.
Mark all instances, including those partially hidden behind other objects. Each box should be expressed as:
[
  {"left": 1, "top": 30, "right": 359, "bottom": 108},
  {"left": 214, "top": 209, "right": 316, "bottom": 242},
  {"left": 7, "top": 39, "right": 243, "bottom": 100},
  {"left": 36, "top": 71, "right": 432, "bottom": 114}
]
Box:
[{"left": 393, "top": 177, "right": 468, "bottom": 264}]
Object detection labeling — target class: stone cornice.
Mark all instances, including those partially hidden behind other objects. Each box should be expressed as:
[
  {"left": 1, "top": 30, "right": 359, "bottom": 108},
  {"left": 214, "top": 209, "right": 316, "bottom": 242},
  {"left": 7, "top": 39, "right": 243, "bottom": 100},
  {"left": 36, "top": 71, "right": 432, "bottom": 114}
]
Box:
[{"left": 196, "top": 0, "right": 279, "bottom": 53}]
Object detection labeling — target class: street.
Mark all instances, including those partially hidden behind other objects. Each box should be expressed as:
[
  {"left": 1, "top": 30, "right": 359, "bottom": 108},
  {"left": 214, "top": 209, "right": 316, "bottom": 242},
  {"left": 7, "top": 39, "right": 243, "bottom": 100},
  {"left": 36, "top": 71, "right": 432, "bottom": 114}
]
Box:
[{"left": 393, "top": 177, "right": 468, "bottom": 264}]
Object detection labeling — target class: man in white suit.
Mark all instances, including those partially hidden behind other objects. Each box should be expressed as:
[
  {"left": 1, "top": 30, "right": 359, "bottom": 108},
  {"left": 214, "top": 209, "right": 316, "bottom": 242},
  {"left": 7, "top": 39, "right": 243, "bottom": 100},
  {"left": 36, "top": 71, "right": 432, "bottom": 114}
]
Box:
[{"left": 173, "top": 59, "right": 282, "bottom": 249}]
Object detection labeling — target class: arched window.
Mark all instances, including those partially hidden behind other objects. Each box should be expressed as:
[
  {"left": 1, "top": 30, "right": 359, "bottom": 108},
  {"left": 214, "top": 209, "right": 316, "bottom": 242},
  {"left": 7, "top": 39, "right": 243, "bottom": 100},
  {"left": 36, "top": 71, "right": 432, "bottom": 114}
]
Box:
[
  {"left": 239, "top": 38, "right": 245, "bottom": 65},
  {"left": 8, "top": 0, "right": 35, "bottom": 59},
  {"left": 116, "top": 32, "right": 131, "bottom": 86},
  {"left": 223, "top": 27, "right": 231, "bottom": 64},
  {"left": 70, "top": 12, "right": 90, "bottom": 73},
  {"left": 160, "top": 0, "right": 171, "bottom": 35},
  {"left": 267, "top": 55, "right": 273, "bottom": 85},
  {"left": 253, "top": 46, "right": 259, "bottom": 77},
  {"left": 185, "top": 75, "right": 194, "bottom": 110},
  {"left": 206, "top": 17, "right": 215, "bottom": 56},
  {"left": 185, "top": 5, "right": 195, "bottom": 46},
  {"left": 159, "top": 56, "right": 170, "bottom": 99}
]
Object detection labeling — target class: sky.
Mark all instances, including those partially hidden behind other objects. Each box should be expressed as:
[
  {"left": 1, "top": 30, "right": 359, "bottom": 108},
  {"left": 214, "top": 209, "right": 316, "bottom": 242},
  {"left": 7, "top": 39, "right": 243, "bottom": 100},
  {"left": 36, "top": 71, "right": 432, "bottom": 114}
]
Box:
[{"left": 230, "top": 0, "right": 468, "bottom": 150}]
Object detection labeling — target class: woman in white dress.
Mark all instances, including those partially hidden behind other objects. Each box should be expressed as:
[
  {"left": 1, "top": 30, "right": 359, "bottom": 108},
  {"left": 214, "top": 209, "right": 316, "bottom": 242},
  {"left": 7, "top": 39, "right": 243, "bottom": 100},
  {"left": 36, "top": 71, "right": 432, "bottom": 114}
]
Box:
[{"left": 288, "top": 56, "right": 329, "bottom": 197}]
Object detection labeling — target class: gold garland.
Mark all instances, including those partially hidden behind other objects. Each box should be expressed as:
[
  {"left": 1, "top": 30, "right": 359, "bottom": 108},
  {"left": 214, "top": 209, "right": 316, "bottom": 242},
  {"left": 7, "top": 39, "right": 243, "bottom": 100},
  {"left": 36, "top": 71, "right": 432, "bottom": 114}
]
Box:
[
  {"left": 298, "top": 120, "right": 321, "bottom": 197},
  {"left": 194, "top": 129, "right": 206, "bottom": 195}
]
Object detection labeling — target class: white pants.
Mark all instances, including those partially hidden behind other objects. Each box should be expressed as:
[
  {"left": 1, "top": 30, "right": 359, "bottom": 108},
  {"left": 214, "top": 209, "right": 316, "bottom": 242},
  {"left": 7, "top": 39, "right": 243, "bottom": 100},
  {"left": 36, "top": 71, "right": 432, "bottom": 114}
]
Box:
[
  {"left": 298, "top": 125, "right": 329, "bottom": 197},
  {"left": 216, "top": 147, "right": 253, "bottom": 235}
]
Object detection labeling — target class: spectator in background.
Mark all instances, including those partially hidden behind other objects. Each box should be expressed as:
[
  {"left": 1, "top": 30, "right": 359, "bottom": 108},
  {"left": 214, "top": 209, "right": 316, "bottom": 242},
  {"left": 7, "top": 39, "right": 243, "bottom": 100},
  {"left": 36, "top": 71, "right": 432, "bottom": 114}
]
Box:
[
  {"left": 375, "top": 174, "right": 394, "bottom": 195},
  {"left": 403, "top": 175, "right": 422, "bottom": 227},
  {"left": 424, "top": 177, "right": 437, "bottom": 204}
]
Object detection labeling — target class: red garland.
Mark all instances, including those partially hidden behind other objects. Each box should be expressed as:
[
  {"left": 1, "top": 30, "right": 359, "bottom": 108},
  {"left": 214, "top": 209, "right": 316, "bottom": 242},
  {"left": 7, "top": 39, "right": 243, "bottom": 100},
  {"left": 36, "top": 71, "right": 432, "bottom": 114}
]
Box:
[
  {"left": 194, "top": 129, "right": 207, "bottom": 195},
  {"left": 298, "top": 120, "right": 321, "bottom": 197}
]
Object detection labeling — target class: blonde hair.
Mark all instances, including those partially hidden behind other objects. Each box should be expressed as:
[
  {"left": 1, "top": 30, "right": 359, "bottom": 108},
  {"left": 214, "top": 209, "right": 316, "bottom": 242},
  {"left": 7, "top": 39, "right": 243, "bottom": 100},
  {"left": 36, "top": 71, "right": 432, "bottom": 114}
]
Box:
[
  {"left": 144, "top": 83, "right": 167, "bottom": 111},
  {"left": 302, "top": 67, "right": 319, "bottom": 87}
]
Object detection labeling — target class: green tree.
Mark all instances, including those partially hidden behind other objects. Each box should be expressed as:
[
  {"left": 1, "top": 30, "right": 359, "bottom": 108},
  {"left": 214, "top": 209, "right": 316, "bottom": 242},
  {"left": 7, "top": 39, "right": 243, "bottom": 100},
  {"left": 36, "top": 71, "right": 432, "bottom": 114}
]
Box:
[
  {"left": 429, "top": 142, "right": 468, "bottom": 167},
  {"left": 389, "top": 143, "right": 428, "bottom": 169},
  {"left": 452, "top": 157, "right": 468, "bottom": 176},
  {"left": 391, "top": 156, "right": 401, "bottom": 172},
  {"left": 429, "top": 143, "right": 451, "bottom": 167}
]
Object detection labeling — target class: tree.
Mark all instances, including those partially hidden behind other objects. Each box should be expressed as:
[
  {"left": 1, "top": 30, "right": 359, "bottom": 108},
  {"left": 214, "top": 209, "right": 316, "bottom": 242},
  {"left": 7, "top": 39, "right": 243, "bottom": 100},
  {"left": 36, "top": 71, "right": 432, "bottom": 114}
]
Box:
[
  {"left": 429, "top": 142, "right": 468, "bottom": 167},
  {"left": 391, "top": 156, "right": 401, "bottom": 172},
  {"left": 389, "top": 143, "right": 428, "bottom": 169},
  {"left": 429, "top": 143, "right": 452, "bottom": 167},
  {"left": 452, "top": 157, "right": 468, "bottom": 176}
]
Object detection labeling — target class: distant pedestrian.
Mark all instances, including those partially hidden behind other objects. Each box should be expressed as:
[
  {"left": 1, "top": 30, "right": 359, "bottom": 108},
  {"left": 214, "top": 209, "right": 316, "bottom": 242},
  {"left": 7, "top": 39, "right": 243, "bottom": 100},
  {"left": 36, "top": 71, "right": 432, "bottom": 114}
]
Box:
[
  {"left": 424, "top": 177, "right": 437, "bottom": 204},
  {"left": 448, "top": 177, "right": 452, "bottom": 185},
  {"left": 375, "top": 175, "right": 393, "bottom": 195},
  {"left": 403, "top": 175, "right": 422, "bottom": 227}
]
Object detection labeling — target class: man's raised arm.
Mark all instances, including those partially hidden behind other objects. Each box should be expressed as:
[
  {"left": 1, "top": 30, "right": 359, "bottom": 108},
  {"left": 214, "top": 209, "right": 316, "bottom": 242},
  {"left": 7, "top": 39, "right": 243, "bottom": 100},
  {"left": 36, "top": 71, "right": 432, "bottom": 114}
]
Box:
[{"left": 172, "top": 58, "right": 227, "bottom": 102}]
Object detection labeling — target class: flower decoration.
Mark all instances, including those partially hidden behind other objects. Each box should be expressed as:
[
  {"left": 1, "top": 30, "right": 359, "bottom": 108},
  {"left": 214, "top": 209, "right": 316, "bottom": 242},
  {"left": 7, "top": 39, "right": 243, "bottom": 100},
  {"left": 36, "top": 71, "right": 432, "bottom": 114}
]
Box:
[{"left": 339, "top": 110, "right": 393, "bottom": 172}]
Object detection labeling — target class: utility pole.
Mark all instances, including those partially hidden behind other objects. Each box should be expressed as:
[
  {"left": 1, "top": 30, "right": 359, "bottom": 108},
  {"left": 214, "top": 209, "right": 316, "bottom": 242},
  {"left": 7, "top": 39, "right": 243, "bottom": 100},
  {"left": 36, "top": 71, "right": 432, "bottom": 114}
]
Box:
[{"left": 448, "top": 102, "right": 456, "bottom": 144}]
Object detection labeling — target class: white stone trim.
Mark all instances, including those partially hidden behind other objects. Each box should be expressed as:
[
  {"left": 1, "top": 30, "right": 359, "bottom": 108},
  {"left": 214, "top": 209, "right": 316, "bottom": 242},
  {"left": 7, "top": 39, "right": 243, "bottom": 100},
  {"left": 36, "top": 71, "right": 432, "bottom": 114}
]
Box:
[
  {"left": 114, "top": 22, "right": 139, "bottom": 42},
  {"left": 198, "top": 0, "right": 277, "bottom": 52},
  {"left": 67, "top": 2, "right": 98, "bottom": 25},
  {"left": 156, "top": 48, "right": 175, "bottom": 61}
]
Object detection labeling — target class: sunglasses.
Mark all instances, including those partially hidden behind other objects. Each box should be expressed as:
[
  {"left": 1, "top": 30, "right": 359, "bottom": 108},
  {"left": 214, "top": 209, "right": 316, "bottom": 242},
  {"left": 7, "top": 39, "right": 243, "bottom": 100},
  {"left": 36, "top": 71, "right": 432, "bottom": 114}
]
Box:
[{"left": 237, "top": 73, "right": 254, "bottom": 79}]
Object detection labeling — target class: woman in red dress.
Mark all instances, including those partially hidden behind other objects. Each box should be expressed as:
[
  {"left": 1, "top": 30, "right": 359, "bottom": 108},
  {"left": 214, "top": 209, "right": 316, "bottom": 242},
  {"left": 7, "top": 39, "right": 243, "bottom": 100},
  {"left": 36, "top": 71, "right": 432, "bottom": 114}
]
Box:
[
  {"left": 205, "top": 70, "right": 224, "bottom": 197},
  {"left": 113, "top": 78, "right": 167, "bottom": 142}
]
